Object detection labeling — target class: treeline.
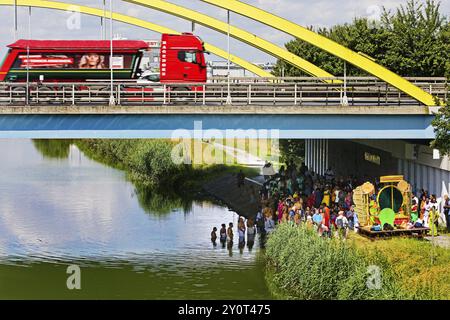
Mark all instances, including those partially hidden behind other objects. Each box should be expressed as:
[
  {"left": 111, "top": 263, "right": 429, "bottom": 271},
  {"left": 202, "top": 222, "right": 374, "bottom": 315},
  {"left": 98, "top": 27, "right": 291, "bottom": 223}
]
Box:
[{"left": 274, "top": 0, "right": 449, "bottom": 78}]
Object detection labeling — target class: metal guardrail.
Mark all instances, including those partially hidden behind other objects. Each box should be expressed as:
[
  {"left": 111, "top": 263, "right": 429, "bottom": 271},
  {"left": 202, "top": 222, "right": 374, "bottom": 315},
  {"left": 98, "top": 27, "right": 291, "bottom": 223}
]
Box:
[{"left": 0, "top": 77, "right": 447, "bottom": 106}]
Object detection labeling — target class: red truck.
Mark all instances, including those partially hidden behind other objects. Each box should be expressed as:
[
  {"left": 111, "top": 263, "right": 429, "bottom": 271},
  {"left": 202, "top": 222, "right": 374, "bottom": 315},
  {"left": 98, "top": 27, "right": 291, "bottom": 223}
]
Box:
[{"left": 0, "top": 33, "right": 207, "bottom": 86}]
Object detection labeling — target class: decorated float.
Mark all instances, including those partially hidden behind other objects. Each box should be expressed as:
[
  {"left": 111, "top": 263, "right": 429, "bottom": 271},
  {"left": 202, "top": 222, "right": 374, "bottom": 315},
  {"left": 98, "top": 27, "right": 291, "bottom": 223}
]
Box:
[{"left": 353, "top": 175, "right": 430, "bottom": 237}]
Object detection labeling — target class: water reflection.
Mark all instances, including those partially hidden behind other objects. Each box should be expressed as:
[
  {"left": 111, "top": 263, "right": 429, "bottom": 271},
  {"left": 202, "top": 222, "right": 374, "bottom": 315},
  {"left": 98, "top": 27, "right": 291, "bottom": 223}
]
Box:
[
  {"left": 0, "top": 140, "right": 270, "bottom": 299},
  {"left": 32, "top": 139, "right": 73, "bottom": 159},
  {"left": 133, "top": 183, "right": 194, "bottom": 216}
]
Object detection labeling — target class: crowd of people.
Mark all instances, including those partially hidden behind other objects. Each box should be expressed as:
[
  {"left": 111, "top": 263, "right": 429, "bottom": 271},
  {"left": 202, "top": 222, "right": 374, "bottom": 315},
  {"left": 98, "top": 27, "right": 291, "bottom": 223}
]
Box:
[
  {"left": 411, "top": 191, "right": 450, "bottom": 233},
  {"left": 210, "top": 161, "right": 450, "bottom": 247},
  {"left": 257, "top": 162, "right": 360, "bottom": 240},
  {"left": 256, "top": 161, "right": 450, "bottom": 238}
]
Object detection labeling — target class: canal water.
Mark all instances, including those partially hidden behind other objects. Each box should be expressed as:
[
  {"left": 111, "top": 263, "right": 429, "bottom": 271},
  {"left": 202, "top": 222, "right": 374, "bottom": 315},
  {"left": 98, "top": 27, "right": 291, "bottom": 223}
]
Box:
[{"left": 0, "top": 140, "right": 271, "bottom": 299}]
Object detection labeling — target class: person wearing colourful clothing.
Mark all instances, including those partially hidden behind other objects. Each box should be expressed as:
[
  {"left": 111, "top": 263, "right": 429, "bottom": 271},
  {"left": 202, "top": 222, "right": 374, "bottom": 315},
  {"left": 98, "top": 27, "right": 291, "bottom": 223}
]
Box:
[
  {"left": 322, "top": 188, "right": 331, "bottom": 207},
  {"left": 353, "top": 209, "right": 360, "bottom": 233},
  {"left": 346, "top": 205, "right": 356, "bottom": 229},
  {"left": 411, "top": 199, "right": 419, "bottom": 223},
  {"left": 443, "top": 194, "right": 450, "bottom": 233},
  {"left": 321, "top": 207, "right": 331, "bottom": 238},
  {"left": 312, "top": 209, "right": 323, "bottom": 232},
  {"left": 369, "top": 197, "right": 379, "bottom": 225}
]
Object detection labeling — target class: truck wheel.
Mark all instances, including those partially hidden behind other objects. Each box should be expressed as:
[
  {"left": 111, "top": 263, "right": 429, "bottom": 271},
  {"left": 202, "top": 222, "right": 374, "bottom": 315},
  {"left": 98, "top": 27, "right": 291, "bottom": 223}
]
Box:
[
  {"left": 11, "top": 87, "right": 26, "bottom": 104},
  {"left": 170, "top": 86, "right": 190, "bottom": 104},
  {"left": 35, "top": 86, "right": 55, "bottom": 104}
]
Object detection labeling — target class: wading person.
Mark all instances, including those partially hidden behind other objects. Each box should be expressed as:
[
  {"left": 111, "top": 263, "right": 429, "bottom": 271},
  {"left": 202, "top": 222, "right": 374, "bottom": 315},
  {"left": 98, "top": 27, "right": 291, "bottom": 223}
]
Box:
[
  {"left": 219, "top": 224, "right": 227, "bottom": 243},
  {"left": 211, "top": 227, "right": 217, "bottom": 242},
  {"left": 246, "top": 218, "right": 256, "bottom": 240},
  {"left": 238, "top": 217, "right": 246, "bottom": 242},
  {"left": 227, "top": 222, "right": 234, "bottom": 242}
]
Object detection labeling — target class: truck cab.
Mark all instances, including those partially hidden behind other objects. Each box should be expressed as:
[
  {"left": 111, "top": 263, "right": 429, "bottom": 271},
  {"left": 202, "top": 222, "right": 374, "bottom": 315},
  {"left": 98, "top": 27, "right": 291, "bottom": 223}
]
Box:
[{"left": 160, "top": 33, "right": 207, "bottom": 84}]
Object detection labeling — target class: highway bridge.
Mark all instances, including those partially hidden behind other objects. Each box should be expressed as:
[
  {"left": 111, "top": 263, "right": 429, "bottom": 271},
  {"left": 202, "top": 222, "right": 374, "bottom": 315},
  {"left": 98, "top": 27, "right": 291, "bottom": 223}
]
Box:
[
  {"left": 0, "top": 77, "right": 447, "bottom": 108},
  {"left": 0, "top": 76, "right": 446, "bottom": 139}
]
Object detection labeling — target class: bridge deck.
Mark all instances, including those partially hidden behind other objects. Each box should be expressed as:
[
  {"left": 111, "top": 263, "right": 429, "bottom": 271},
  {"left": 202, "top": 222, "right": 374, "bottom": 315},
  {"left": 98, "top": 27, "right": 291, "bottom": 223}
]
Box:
[{"left": 0, "top": 104, "right": 431, "bottom": 115}]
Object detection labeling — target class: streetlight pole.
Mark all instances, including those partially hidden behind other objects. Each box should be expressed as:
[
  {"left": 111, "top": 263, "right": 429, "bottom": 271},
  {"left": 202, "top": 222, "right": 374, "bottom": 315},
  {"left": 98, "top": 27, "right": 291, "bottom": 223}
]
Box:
[
  {"left": 226, "top": 9, "right": 232, "bottom": 105},
  {"left": 341, "top": 61, "right": 349, "bottom": 106},
  {"left": 26, "top": 6, "right": 31, "bottom": 105},
  {"left": 102, "top": 0, "right": 106, "bottom": 40},
  {"left": 14, "top": 0, "right": 18, "bottom": 40},
  {"left": 109, "top": 0, "right": 115, "bottom": 105}
]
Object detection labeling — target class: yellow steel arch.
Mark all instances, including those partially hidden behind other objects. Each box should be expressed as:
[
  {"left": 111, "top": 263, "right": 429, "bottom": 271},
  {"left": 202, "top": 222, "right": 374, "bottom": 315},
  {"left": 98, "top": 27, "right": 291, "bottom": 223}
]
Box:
[
  {"left": 202, "top": 0, "right": 439, "bottom": 106},
  {"left": 125, "top": 0, "right": 338, "bottom": 82},
  {"left": 0, "top": 0, "right": 273, "bottom": 78}
]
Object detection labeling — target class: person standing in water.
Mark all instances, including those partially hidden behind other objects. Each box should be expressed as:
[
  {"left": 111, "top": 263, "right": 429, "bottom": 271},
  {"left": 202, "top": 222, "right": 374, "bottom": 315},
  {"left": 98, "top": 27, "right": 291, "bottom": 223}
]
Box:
[
  {"left": 227, "top": 222, "right": 234, "bottom": 242},
  {"left": 211, "top": 227, "right": 217, "bottom": 245},
  {"left": 238, "top": 217, "right": 246, "bottom": 240},
  {"left": 219, "top": 224, "right": 227, "bottom": 243}
]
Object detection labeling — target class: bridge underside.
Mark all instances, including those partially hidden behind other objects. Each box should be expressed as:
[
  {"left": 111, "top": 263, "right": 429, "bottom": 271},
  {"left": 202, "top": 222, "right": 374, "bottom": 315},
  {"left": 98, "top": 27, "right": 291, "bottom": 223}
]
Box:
[{"left": 0, "top": 110, "right": 435, "bottom": 139}]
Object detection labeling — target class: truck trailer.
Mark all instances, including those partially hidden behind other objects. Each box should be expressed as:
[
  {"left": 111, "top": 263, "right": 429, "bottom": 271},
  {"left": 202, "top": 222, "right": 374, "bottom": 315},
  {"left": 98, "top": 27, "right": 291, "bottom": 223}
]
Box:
[{"left": 0, "top": 33, "right": 207, "bottom": 86}]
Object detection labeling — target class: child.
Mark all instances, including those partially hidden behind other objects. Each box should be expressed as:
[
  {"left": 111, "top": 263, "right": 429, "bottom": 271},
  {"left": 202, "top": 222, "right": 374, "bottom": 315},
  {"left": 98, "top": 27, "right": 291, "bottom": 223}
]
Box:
[
  {"left": 211, "top": 227, "right": 217, "bottom": 242},
  {"left": 335, "top": 211, "right": 349, "bottom": 240}
]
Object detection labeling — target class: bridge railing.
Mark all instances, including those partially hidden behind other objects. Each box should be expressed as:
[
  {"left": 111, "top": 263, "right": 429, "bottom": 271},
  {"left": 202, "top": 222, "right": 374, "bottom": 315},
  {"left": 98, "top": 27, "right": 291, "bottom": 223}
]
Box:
[{"left": 0, "top": 77, "right": 446, "bottom": 107}]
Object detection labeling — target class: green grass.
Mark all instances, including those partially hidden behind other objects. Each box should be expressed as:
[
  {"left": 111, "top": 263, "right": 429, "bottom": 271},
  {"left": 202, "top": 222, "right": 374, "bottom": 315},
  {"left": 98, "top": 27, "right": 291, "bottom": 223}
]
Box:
[
  {"left": 350, "top": 233, "right": 450, "bottom": 300},
  {"left": 265, "top": 223, "right": 450, "bottom": 300}
]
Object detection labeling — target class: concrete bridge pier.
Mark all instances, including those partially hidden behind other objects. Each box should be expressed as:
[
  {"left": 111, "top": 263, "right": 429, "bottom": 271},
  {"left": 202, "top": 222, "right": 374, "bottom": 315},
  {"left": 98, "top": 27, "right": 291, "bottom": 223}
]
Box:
[{"left": 305, "top": 139, "right": 329, "bottom": 176}]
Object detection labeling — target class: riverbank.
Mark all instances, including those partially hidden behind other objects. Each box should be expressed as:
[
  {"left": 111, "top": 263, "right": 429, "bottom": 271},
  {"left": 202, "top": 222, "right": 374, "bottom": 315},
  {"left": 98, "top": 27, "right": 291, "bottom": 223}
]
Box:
[
  {"left": 76, "top": 139, "right": 259, "bottom": 192},
  {"left": 265, "top": 223, "right": 450, "bottom": 300},
  {"left": 203, "top": 174, "right": 263, "bottom": 219}
]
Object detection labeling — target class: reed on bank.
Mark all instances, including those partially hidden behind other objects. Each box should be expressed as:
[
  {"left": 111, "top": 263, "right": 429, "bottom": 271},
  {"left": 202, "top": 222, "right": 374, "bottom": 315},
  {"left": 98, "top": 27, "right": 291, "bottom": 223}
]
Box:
[{"left": 265, "top": 223, "right": 450, "bottom": 300}]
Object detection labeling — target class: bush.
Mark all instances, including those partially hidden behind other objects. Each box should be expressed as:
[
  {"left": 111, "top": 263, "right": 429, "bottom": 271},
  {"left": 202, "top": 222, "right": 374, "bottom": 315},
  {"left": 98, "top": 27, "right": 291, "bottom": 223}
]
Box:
[
  {"left": 77, "top": 139, "right": 186, "bottom": 188},
  {"left": 265, "top": 223, "right": 404, "bottom": 300}
]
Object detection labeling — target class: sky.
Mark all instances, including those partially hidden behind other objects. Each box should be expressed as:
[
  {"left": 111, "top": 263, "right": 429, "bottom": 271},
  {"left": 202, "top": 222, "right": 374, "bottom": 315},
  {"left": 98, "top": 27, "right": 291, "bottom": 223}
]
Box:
[{"left": 0, "top": 0, "right": 448, "bottom": 64}]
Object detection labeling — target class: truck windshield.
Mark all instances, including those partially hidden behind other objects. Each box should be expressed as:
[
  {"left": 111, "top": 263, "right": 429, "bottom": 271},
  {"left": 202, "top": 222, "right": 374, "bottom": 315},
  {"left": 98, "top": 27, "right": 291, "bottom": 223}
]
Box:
[{"left": 177, "top": 51, "right": 197, "bottom": 64}]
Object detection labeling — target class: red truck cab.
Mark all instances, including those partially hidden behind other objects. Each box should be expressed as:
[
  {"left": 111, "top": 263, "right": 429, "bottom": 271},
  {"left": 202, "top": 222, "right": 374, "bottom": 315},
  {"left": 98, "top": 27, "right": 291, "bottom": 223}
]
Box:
[{"left": 160, "top": 33, "right": 207, "bottom": 84}]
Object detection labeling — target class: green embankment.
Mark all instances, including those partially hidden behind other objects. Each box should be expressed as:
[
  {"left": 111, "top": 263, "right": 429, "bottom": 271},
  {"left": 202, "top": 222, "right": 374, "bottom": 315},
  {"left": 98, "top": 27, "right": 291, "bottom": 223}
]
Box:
[
  {"left": 76, "top": 139, "right": 258, "bottom": 190},
  {"left": 265, "top": 223, "right": 450, "bottom": 300}
]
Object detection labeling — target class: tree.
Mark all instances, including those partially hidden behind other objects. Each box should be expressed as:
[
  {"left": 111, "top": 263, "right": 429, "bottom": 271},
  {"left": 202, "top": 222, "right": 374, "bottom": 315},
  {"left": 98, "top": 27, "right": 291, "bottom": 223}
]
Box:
[
  {"left": 274, "top": 0, "right": 449, "bottom": 78},
  {"left": 279, "top": 139, "right": 305, "bottom": 166},
  {"left": 380, "top": 0, "right": 449, "bottom": 77},
  {"left": 431, "top": 98, "right": 450, "bottom": 156}
]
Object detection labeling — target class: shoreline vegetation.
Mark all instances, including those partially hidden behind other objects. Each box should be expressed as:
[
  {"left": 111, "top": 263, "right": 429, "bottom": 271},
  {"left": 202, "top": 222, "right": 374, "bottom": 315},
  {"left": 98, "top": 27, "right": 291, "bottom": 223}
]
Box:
[
  {"left": 265, "top": 223, "right": 450, "bottom": 300},
  {"left": 75, "top": 139, "right": 259, "bottom": 191}
]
